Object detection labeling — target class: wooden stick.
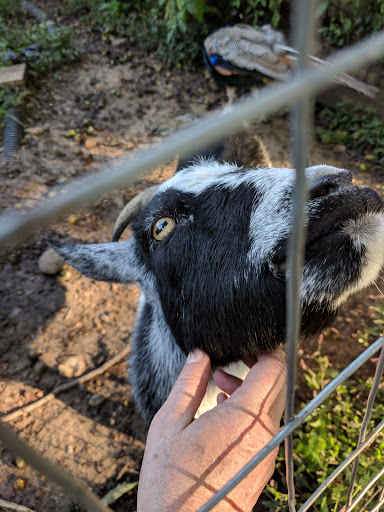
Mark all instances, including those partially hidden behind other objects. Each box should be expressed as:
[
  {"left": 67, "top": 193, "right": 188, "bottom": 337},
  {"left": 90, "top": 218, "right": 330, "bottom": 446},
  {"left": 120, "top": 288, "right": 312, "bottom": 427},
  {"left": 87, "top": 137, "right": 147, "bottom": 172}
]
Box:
[
  {"left": 0, "top": 64, "right": 27, "bottom": 87},
  {"left": 0, "top": 499, "right": 37, "bottom": 512},
  {"left": 2, "top": 342, "right": 131, "bottom": 423}
]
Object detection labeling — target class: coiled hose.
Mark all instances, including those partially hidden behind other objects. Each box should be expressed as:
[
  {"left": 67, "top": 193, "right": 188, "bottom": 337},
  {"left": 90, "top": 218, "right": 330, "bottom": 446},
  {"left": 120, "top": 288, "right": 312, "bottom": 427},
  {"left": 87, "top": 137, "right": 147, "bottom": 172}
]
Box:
[
  {"left": 3, "top": 105, "right": 24, "bottom": 162},
  {"left": 2, "top": 1, "right": 53, "bottom": 161}
]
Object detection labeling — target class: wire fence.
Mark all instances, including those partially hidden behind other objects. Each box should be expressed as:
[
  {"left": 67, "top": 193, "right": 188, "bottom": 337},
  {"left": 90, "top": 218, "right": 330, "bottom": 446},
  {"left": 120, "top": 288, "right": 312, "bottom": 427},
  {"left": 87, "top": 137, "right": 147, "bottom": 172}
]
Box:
[{"left": 1, "top": 0, "right": 384, "bottom": 510}]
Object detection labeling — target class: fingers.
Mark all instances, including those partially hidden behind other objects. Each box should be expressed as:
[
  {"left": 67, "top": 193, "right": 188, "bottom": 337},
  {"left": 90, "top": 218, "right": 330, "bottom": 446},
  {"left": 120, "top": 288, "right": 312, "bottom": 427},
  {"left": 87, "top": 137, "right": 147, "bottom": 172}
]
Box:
[
  {"left": 231, "top": 349, "right": 286, "bottom": 424},
  {"left": 213, "top": 369, "right": 243, "bottom": 395},
  {"left": 158, "top": 350, "right": 211, "bottom": 432}
]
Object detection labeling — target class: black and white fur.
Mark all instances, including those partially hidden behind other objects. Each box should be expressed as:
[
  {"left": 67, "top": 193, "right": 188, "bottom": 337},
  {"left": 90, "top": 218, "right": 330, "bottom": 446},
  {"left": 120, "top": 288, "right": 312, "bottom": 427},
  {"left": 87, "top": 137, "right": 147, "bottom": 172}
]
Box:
[{"left": 51, "top": 162, "right": 384, "bottom": 424}]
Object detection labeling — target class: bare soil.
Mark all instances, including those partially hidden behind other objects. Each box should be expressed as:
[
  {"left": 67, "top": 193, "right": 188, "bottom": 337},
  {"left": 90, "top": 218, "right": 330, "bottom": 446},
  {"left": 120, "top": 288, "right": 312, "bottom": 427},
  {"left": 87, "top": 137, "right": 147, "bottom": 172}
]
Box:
[{"left": 1, "top": 26, "right": 384, "bottom": 512}]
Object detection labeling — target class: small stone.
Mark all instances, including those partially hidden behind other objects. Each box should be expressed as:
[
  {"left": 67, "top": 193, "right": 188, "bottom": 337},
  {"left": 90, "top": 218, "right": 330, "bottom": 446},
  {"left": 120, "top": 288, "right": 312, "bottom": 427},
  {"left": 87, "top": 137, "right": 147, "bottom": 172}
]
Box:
[
  {"left": 16, "top": 457, "right": 25, "bottom": 468},
  {"left": 14, "top": 478, "right": 26, "bottom": 491},
  {"left": 89, "top": 393, "right": 105, "bottom": 407},
  {"left": 59, "top": 269, "right": 71, "bottom": 281},
  {"left": 39, "top": 248, "right": 65, "bottom": 275},
  {"left": 85, "top": 139, "right": 97, "bottom": 150},
  {"left": 111, "top": 37, "right": 127, "bottom": 47},
  {"left": 332, "top": 144, "right": 346, "bottom": 152},
  {"left": 58, "top": 355, "right": 87, "bottom": 378},
  {"left": 67, "top": 214, "right": 77, "bottom": 224},
  {"left": 33, "top": 360, "right": 47, "bottom": 375},
  {"left": 26, "top": 126, "right": 45, "bottom": 136},
  {"left": 359, "top": 163, "right": 368, "bottom": 172}
]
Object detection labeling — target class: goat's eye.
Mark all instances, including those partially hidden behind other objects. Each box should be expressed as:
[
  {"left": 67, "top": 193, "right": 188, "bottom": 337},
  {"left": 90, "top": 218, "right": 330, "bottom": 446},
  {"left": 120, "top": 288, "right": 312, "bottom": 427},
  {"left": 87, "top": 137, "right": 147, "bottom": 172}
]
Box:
[{"left": 152, "top": 217, "right": 175, "bottom": 241}]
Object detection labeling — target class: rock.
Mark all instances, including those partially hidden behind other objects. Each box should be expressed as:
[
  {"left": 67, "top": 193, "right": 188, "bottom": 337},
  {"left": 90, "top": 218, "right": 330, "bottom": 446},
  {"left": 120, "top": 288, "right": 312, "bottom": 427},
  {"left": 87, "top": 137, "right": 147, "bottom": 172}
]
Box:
[
  {"left": 359, "top": 163, "right": 368, "bottom": 172},
  {"left": 332, "top": 144, "right": 346, "bottom": 152},
  {"left": 14, "top": 478, "right": 26, "bottom": 491},
  {"left": 38, "top": 248, "right": 65, "bottom": 275},
  {"left": 88, "top": 393, "right": 105, "bottom": 407},
  {"left": 16, "top": 458, "right": 25, "bottom": 469},
  {"left": 111, "top": 37, "right": 127, "bottom": 47},
  {"left": 85, "top": 138, "right": 97, "bottom": 150},
  {"left": 33, "top": 360, "right": 47, "bottom": 375},
  {"left": 25, "top": 126, "right": 45, "bottom": 136},
  {"left": 58, "top": 355, "right": 87, "bottom": 378}
]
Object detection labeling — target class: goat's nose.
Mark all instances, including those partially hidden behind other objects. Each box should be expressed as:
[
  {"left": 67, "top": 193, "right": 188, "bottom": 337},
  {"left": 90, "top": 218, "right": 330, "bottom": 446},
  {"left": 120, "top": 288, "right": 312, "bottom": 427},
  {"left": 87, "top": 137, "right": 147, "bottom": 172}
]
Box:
[{"left": 306, "top": 168, "right": 352, "bottom": 200}]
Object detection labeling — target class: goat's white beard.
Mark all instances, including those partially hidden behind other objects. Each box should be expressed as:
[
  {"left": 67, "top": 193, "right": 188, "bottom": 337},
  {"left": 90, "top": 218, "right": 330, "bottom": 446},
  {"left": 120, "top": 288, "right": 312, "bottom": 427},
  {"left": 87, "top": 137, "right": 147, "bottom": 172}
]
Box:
[
  {"left": 299, "top": 212, "right": 384, "bottom": 310},
  {"left": 195, "top": 361, "right": 250, "bottom": 418},
  {"left": 334, "top": 213, "right": 384, "bottom": 309}
]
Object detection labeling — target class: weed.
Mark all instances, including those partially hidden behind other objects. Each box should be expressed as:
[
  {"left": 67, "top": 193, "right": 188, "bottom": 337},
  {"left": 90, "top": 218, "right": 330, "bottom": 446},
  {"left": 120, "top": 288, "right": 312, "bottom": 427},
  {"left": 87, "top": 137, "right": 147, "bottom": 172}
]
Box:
[
  {"left": 358, "top": 300, "right": 384, "bottom": 347},
  {"left": 0, "top": 22, "right": 80, "bottom": 77},
  {"left": 0, "top": 0, "right": 21, "bottom": 17},
  {"left": 231, "top": 0, "right": 287, "bottom": 27},
  {"left": 319, "top": 0, "right": 384, "bottom": 47},
  {"left": 316, "top": 103, "right": 384, "bottom": 163}
]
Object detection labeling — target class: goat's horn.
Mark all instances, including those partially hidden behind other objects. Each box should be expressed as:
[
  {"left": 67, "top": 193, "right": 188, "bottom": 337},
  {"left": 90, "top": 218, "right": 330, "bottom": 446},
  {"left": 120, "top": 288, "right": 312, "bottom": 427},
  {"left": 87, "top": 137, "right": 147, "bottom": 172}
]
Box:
[{"left": 112, "top": 185, "right": 159, "bottom": 242}]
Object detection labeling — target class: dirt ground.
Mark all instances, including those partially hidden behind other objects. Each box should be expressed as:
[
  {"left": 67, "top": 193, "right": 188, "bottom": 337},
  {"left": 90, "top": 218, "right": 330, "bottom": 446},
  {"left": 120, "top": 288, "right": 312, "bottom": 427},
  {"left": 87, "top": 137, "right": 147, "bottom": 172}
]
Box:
[{"left": 1, "top": 22, "right": 384, "bottom": 512}]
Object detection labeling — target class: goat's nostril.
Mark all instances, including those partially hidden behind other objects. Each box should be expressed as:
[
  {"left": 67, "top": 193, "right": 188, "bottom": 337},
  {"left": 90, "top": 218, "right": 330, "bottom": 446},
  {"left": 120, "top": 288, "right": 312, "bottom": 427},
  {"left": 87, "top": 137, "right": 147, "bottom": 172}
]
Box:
[
  {"left": 309, "top": 171, "right": 352, "bottom": 200},
  {"left": 310, "top": 181, "right": 335, "bottom": 200}
]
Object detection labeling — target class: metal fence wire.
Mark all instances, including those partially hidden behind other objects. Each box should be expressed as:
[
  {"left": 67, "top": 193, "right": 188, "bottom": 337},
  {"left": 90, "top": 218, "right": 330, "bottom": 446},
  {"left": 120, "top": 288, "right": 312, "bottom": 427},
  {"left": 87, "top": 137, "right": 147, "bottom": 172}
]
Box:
[{"left": 1, "top": 0, "right": 384, "bottom": 510}]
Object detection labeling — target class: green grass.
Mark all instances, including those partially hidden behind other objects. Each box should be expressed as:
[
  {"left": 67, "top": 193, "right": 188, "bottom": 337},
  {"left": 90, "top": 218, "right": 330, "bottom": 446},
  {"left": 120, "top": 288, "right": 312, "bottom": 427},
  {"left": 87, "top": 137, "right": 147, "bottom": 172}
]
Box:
[
  {"left": 316, "top": 103, "right": 384, "bottom": 165},
  {"left": 262, "top": 347, "right": 384, "bottom": 511}
]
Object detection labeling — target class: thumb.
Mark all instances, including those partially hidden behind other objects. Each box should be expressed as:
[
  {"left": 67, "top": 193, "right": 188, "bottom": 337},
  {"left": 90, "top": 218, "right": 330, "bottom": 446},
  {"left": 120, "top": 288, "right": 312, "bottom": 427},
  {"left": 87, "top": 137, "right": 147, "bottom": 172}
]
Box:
[{"left": 160, "top": 350, "right": 211, "bottom": 431}]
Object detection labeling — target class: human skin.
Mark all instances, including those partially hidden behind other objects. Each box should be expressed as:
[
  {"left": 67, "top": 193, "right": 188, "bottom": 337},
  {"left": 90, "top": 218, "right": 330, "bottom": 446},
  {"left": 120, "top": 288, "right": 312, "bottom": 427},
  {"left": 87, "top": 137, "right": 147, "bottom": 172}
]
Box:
[{"left": 137, "top": 349, "right": 286, "bottom": 512}]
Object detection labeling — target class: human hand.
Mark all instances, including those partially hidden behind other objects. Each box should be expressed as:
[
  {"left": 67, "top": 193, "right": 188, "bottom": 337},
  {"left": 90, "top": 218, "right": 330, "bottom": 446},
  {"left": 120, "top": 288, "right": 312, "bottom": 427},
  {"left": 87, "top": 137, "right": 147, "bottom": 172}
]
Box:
[{"left": 137, "top": 349, "right": 286, "bottom": 512}]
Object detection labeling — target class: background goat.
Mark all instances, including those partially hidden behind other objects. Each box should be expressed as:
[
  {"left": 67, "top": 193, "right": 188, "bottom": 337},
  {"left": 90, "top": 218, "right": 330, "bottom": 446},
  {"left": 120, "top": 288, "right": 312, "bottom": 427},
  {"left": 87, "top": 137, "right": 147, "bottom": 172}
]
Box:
[{"left": 51, "top": 136, "right": 384, "bottom": 424}]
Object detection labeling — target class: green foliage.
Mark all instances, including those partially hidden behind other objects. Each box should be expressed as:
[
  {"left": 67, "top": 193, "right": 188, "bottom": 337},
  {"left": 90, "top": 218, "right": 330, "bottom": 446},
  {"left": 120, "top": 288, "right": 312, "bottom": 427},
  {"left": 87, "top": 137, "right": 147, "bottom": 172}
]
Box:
[
  {"left": 161, "top": 0, "right": 205, "bottom": 35},
  {"left": 0, "top": 6, "right": 80, "bottom": 77},
  {"left": 358, "top": 301, "right": 384, "bottom": 347},
  {"left": 0, "top": 0, "right": 21, "bottom": 17},
  {"left": 0, "top": 22, "right": 80, "bottom": 76},
  {"left": 58, "top": 0, "right": 384, "bottom": 66},
  {"left": 61, "top": 0, "right": 208, "bottom": 65},
  {"left": 263, "top": 352, "right": 384, "bottom": 510},
  {"left": 319, "top": 0, "right": 384, "bottom": 47},
  {"left": 316, "top": 103, "right": 384, "bottom": 162},
  {"left": 232, "top": 0, "right": 285, "bottom": 27},
  {"left": 127, "top": 10, "right": 207, "bottom": 65}
]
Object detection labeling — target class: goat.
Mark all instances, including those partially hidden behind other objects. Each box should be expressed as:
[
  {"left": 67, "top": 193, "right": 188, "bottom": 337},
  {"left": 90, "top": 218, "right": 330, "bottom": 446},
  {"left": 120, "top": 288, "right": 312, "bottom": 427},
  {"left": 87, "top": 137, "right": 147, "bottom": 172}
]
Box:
[{"left": 51, "top": 140, "right": 384, "bottom": 425}]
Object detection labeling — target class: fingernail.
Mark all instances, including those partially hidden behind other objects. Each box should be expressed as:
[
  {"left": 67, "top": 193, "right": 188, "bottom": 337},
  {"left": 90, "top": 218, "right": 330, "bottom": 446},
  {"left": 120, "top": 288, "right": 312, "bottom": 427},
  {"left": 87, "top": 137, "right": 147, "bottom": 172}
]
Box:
[{"left": 186, "top": 350, "right": 204, "bottom": 363}]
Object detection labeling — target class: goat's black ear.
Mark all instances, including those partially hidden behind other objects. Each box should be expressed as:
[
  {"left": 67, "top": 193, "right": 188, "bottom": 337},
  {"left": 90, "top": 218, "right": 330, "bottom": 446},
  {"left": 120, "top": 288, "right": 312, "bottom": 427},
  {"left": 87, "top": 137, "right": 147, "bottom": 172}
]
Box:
[{"left": 48, "top": 238, "right": 143, "bottom": 284}]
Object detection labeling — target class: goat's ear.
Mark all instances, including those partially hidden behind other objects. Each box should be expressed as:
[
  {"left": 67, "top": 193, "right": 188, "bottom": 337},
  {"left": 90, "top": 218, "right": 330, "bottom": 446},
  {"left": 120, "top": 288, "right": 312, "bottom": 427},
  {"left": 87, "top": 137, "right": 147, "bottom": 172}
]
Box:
[{"left": 48, "top": 239, "right": 143, "bottom": 284}]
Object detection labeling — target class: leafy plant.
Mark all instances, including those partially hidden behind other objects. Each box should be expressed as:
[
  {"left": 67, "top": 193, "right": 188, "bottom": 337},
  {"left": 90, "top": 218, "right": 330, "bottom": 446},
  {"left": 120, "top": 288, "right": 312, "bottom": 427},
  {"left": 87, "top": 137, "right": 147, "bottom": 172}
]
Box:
[
  {"left": 262, "top": 352, "right": 384, "bottom": 510},
  {"left": 0, "top": 0, "right": 21, "bottom": 17},
  {"left": 316, "top": 103, "right": 384, "bottom": 162},
  {"left": 161, "top": 0, "right": 205, "bottom": 37},
  {"left": 231, "top": 0, "right": 286, "bottom": 27},
  {"left": 319, "top": 0, "right": 384, "bottom": 47},
  {"left": 0, "top": 22, "right": 80, "bottom": 76},
  {"left": 358, "top": 300, "right": 384, "bottom": 347}
]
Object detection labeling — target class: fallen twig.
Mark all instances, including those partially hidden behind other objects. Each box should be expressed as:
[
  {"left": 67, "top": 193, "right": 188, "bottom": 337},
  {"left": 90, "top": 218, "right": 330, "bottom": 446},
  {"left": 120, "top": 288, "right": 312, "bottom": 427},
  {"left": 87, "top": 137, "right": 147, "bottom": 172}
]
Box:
[
  {"left": 2, "top": 341, "right": 131, "bottom": 423},
  {"left": 0, "top": 499, "right": 37, "bottom": 512},
  {"left": 101, "top": 481, "right": 139, "bottom": 506}
]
